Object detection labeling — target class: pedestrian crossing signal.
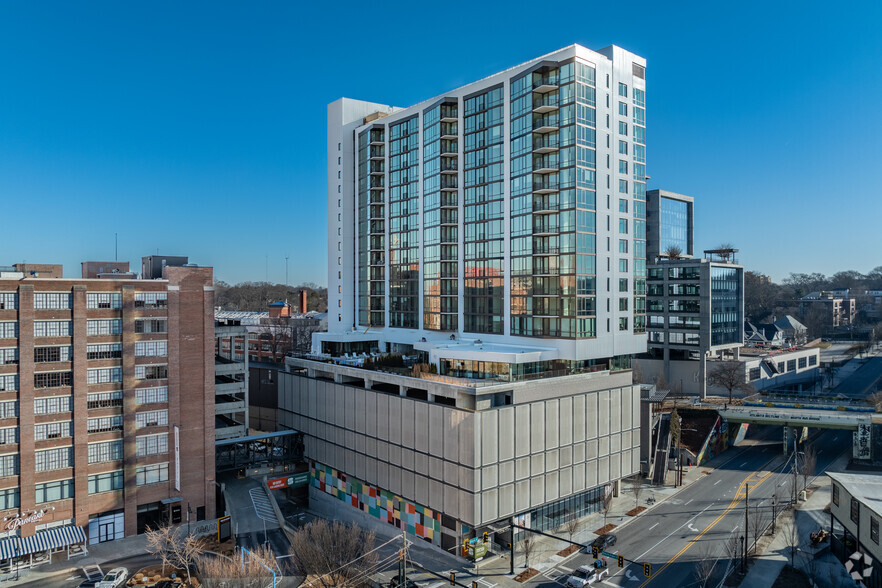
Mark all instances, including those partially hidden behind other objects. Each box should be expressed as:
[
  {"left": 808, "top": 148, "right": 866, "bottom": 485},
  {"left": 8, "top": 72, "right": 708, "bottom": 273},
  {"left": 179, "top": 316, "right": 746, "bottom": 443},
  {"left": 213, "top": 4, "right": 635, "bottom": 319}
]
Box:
[
  {"left": 644, "top": 562, "right": 651, "bottom": 577},
  {"left": 592, "top": 545, "right": 599, "bottom": 558},
  {"left": 618, "top": 555, "right": 624, "bottom": 568}
]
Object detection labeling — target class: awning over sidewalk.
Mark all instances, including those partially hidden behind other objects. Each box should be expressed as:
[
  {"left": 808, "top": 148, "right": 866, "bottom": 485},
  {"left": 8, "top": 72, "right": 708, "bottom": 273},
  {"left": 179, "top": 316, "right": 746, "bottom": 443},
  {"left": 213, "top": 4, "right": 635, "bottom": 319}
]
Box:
[
  {"left": 18, "top": 526, "right": 86, "bottom": 556},
  {"left": 0, "top": 537, "right": 17, "bottom": 560}
]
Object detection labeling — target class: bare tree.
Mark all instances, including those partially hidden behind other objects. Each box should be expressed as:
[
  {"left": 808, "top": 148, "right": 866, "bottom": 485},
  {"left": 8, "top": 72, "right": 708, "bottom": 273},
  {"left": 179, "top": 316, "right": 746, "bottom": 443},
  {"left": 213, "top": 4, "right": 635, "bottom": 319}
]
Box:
[
  {"left": 599, "top": 490, "right": 613, "bottom": 527},
  {"left": 748, "top": 507, "right": 768, "bottom": 556},
  {"left": 664, "top": 245, "right": 683, "bottom": 260},
  {"left": 170, "top": 534, "right": 205, "bottom": 585},
  {"left": 144, "top": 524, "right": 177, "bottom": 576},
  {"left": 629, "top": 473, "right": 644, "bottom": 508},
  {"left": 199, "top": 545, "right": 276, "bottom": 588},
  {"left": 521, "top": 535, "right": 535, "bottom": 568},
  {"left": 771, "top": 487, "right": 783, "bottom": 534},
  {"left": 654, "top": 370, "right": 668, "bottom": 391},
  {"left": 256, "top": 318, "right": 293, "bottom": 363},
  {"left": 801, "top": 540, "right": 821, "bottom": 586},
  {"left": 706, "top": 361, "right": 751, "bottom": 403},
  {"left": 693, "top": 543, "right": 717, "bottom": 588},
  {"left": 784, "top": 517, "right": 800, "bottom": 567},
  {"left": 289, "top": 520, "right": 377, "bottom": 588},
  {"left": 724, "top": 533, "right": 740, "bottom": 565},
  {"left": 801, "top": 445, "right": 817, "bottom": 494},
  {"left": 631, "top": 361, "right": 644, "bottom": 385},
  {"left": 564, "top": 517, "right": 581, "bottom": 544},
  {"left": 670, "top": 409, "right": 681, "bottom": 485}
]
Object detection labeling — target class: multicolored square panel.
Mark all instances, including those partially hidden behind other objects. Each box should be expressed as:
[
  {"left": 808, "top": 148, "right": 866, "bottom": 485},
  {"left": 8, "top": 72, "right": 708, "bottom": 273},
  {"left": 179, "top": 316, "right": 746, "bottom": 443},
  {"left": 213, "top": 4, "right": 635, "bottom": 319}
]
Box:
[{"left": 311, "top": 461, "right": 442, "bottom": 546}]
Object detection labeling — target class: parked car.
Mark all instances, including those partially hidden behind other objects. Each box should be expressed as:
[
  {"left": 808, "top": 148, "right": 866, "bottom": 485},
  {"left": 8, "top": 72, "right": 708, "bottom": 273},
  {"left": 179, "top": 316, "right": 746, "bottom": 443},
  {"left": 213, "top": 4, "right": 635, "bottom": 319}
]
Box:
[
  {"left": 589, "top": 534, "right": 617, "bottom": 551},
  {"left": 96, "top": 567, "right": 128, "bottom": 588},
  {"left": 566, "top": 564, "right": 608, "bottom": 586}
]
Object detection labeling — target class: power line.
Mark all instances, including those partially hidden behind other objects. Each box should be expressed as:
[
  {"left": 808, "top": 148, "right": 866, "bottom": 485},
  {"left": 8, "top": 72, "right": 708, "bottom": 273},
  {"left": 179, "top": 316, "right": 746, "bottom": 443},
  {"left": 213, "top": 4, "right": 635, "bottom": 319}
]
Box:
[{"left": 300, "top": 535, "right": 399, "bottom": 587}]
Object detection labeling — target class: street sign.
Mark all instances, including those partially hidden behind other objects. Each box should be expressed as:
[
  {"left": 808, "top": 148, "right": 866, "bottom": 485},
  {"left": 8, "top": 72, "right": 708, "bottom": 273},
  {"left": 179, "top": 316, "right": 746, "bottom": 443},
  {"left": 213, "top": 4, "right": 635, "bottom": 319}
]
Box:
[{"left": 601, "top": 550, "right": 617, "bottom": 558}]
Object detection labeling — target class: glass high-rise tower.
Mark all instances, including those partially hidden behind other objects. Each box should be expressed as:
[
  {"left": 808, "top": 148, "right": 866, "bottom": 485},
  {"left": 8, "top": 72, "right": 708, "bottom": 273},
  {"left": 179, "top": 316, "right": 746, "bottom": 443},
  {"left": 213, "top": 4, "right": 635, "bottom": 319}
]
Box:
[{"left": 323, "top": 44, "right": 647, "bottom": 376}]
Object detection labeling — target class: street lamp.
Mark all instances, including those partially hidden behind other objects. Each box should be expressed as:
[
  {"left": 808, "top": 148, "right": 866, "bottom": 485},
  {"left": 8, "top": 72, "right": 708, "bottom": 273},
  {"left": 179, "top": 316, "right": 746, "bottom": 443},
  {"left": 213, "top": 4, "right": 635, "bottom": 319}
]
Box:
[{"left": 740, "top": 535, "right": 745, "bottom": 573}]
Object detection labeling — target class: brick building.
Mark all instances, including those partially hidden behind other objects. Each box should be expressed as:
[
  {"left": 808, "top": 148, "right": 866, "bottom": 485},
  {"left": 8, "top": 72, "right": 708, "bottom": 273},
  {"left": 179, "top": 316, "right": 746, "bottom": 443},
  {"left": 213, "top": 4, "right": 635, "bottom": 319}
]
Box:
[{"left": 0, "top": 261, "right": 216, "bottom": 556}]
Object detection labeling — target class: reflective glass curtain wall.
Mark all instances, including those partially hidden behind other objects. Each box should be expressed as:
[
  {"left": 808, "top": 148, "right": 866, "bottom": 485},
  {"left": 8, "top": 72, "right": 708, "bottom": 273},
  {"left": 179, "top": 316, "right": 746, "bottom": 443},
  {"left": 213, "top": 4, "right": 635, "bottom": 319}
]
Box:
[
  {"left": 659, "top": 197, "right": 688, "bottom": 255},
  {"left": 388, "top": 117, "right": 420, "bottom": 329},
  {"left": 361, "top": 127, "right": 386, "bottom": 327},
  {"left": 711, "top": 266, "right": 742, "bottom": 346},
  {"left": 631, "top": 85, "right": 647, "bottom": 334},
  {"left": 422, "top": 102, "right": 459, "bottom": 331},
  {"left": 463, "top": 87, "right": 505, "bottom": 334}
]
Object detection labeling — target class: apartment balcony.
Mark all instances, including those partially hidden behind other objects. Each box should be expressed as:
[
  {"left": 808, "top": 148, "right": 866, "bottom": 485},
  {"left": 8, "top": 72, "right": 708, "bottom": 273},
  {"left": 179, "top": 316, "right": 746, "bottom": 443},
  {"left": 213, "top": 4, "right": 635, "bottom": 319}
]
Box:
[
  {"left": 533, "top": 267, "right": 560, "bottom": 277},
  {"left": 533, "top": 119, "right": 559, "bottom": 134},
  {"left": 440, "top": 210, "right": 457, "bottom": 226},
  {"left": 369, "top": 146, "right": 385, "bottom": 160},
  {"left": 532, "top": 246, "right": 560, "bottom": 255},
  {"left": 369, "top": 178, "right": 384, "bottom": 190},
  {"left": 532, "top": 93, "right": 560, "bottom": 113},
  {"left": 533, "top": 77, "right": 560, "bottom": 93},
  {"left": 215, "top": 376, "right": 246, "bottom": 396},
  {"left": 440, "top": 122, "right": 458, "bottom": 140},
  {"left": 215, "top": 395, "right": 246, "bottom": 415},
  {"left": 533, "top": 158, "right": 559, "bottom": 174},
  {"left": 533, "top": 135, "right": 560, "bottom": 154},
  {"left": 532, "top": 198, "right": 560, "bottom": 214},
  {"left": 369, "top": 254, "right": 385, "bottom": 266},
  {"left": 533, "top": 178, "right": 560, "bottom": 194},
  {"left": 369, "top": 221, "right": 385, "bottom": 235},
  {"left": 369, "top": 130, "right": 384, "bottom": 145},
  {"left": 440, "top": 193, "right": 458, "bottom": 208},
  {"left": 440, "top": 159, "right": 458, "bottom": 174},
  {"left": 440, "top": 141, "right": 458, "bottom": 156},
  {"left": 440, "top": 104, "right": 458, "bottom": 123},
  {"left": 369, "top": 162, "right": 385, "bottom": 175},
  {"left": 440, "top": 176, "right": 458, "bottom": 191},
  {"left": 533, "top": 224, "right": 560, "bottom": 236}
]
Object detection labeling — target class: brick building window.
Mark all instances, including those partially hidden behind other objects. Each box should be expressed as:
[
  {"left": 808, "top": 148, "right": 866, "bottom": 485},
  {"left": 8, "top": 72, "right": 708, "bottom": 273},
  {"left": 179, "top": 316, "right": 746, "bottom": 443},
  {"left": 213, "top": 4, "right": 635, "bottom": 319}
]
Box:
[
  {"left": 87, "top": 367, "right": 122, "bottom": 384},
  {"left": 136, "top": 462, "right": 169, "bottom": 486},
  {"left": 134, "top": 292, "right": 167, "bottom": 308},
  {"left": 87, "top": 343, "right": 121, "bottom": 359},
  {"left": 34, "top": 293, "right": 71, "bottom": 310},
  {"left": 134, "top": 341, "right": 168, "bottom": 357},
  {"left": 0, "top": 322, "right": 16, "bottom": 339},
  {"left": 35, "top": 371, "right": 73, "bottom": 389},
  {"left": 135, "top": 410, "right": 168, "bottom": 428},
  {"left": 35, "top": 321, "right": 72, "bottom": 337},
  {"left": 86, "top": 319, "right": 121, "bottom": 335},
  {"left": 34, "top": 421, "right": 72, "bottom": 440},
  {"left": 87, "top": 440, "right": 123, "bottom": 464},
  {"left": 136, "top": 433, "right": 169, "bottom": 457},
  {"left": 35, "top": 446, "right": 72, "bottom": 471},
  {"left": 87, "top": 416, "right": 123, "bottom": 433},
  {"left": 135, "top": 319, "right": 167, "bottom": 334},
  {"left": 0, "top": 348, "right": 17, "bottom": 365},
  {"left": 0, "top": 427, "right": 17, "bottom": 445},
  {"left": 86, "top": 293, "right": 121, "bottom": 309},
  {"left": 0, "top": 487, "right": 18, "bottom": 509},
  {"left": 0, "top": 401, "right": 16, "bottom": 419},
  {"left": 87, "top": 391, "right": 123, "bottom": 409},
  {"left": 88, "top": 470, "right": 123, "bottom": 494},
  {"left": 35, "top": 346, "right": 72, "bottom": 363},
  {"left": 134, "top": 387, "right": 168, "bottom": 405},
  {"left": 0, "top": 454, "right": 18, "bottom": 477},
  {"left": 135, "top": 365, "right": 168, "bottom": 380},
  {"left": 0, "top": 294, "right": 16, "bottom": 310},
  {"left": 34, "top": 396, "right": 71, "bottom": 415},
  {"left": 0, "top": 375, "right": 17, "bottom": 392},
  {"left": 35, "top": 479, "right": 73, "bottom": 503}
]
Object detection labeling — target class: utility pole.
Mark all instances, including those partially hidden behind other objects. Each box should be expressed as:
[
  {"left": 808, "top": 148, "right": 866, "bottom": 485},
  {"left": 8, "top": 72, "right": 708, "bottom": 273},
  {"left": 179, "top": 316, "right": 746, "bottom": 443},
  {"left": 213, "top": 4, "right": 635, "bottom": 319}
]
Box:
[
  {"left": 509, "top": 518, "right": 515, "bottom": 576},
  {"left": 744, "top": 484, "right": 749, "bottom": 565},
  {"left": 398, "top": 530, "right": 406, "bottom": 585}
]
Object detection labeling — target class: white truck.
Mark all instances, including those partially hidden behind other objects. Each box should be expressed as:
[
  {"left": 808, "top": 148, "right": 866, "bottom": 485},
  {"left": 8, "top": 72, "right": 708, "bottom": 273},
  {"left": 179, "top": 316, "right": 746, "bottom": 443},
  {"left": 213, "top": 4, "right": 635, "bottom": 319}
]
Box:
[{"left": 566, "top": 564, "right": 608, "bottom": 587}]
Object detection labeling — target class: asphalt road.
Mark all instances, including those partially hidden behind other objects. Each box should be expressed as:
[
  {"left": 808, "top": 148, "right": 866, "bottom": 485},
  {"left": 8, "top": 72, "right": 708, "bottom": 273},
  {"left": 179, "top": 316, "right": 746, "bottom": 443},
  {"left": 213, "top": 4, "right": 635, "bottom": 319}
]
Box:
[
  {"left": 527, "top": 427, "right": 850, "bottom": 588},
  {"left": 21, "top": 553, "right": 159, "bottom": 588},
  {"left": 833, "top": 356, "right": 882, "bottom": 398}
]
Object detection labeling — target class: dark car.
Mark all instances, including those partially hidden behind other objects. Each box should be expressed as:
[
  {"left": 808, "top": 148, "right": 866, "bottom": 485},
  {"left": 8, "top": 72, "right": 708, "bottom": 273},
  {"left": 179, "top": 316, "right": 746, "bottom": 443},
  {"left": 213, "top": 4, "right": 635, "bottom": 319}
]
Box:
[{"left": 590, "top": 534, "right": 617, "bottom": 551}]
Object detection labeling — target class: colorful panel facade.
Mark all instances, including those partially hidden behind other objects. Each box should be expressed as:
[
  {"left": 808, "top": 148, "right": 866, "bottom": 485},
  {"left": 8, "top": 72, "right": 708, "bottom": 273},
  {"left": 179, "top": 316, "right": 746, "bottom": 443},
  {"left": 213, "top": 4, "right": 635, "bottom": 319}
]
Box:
[{"left": 311, "top": 461, "right": 442, "bottom": 546}]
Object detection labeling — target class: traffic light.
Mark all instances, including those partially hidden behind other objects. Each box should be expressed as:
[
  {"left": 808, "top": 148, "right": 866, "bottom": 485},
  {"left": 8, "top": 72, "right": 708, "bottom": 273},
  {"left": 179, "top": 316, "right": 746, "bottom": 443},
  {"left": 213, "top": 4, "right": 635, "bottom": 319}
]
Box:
[
  {"left": 473, "top": 583, "right": 479, "bottom": 588},
  {"left": 644, "top": 562, "right": 651, "bottom": 577},
  {"left": 592, "top": 545, "right": 599, "bottom": 558},
  {"left": 450, "top": 572, "right": 456, "bottom": 585},
  {"left": 482, "top": 532, "right": 488, "bottom": 544},
  {"left": 618, "top": 555, "right": 624, "bottom": 568}
]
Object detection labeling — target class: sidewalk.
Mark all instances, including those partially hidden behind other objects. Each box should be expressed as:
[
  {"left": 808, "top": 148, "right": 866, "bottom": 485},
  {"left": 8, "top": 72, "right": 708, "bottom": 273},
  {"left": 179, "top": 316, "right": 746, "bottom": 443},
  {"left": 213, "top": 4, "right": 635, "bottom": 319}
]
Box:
[
  {"left": 738, "top": 453, "right": 853, "bottom": 588},
  {"left": 5, "top": 533, "right": 149, "bottom": 586}
]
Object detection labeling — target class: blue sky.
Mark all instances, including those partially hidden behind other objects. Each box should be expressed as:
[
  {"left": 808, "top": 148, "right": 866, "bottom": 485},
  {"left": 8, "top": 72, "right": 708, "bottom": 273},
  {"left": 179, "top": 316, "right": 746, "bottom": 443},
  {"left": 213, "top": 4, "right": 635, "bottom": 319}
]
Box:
[{"left": 1, "top": 0, "right": 879, "bottom": 285}]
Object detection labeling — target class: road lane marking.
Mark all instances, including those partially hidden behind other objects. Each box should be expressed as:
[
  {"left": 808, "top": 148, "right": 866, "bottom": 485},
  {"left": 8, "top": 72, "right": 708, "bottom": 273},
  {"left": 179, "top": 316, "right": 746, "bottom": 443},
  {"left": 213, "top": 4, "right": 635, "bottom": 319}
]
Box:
[
  {"left": 638, "top": 469, "right": 775, "bottom": 587},
  {"left": 649, "top": 523, "right": 659, "bottom": 530},
  {"left": 635, "top": 503, "right": 714, "bottom": 560},
  {"left": 740, "top": 461, "right": 748, "bottom": 467},
  {"left": 714, "top": 480, "right": 721, "bottom": 485},
  {"left": 685, "top": 499, "right": 693, "bottom": 505}
]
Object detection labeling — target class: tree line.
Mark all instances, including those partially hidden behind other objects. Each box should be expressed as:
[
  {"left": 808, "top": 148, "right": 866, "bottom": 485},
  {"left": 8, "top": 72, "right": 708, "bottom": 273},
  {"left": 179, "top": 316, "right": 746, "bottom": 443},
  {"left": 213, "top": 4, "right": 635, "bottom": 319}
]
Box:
[{"left": 214, "top": 280, "right": 328, "bottom": 313}]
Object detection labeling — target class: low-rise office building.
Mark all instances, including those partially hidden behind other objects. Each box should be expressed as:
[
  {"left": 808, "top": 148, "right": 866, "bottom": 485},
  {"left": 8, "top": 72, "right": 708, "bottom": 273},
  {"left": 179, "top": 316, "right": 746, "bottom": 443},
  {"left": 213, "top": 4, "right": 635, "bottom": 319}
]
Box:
[
  {"left": 828, "top": 471, "right": 882, "bottom": 587},
  {"left": 0, "top": 260, "right": 216, "bottom": 559}
]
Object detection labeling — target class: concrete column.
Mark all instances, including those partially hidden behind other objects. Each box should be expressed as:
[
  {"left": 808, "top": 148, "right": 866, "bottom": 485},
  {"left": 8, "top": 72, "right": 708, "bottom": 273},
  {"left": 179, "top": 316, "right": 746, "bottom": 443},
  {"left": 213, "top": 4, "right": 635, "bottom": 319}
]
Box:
[
  {"left": 399, "top": 385, "right": 406, "bottom": 397},
  {"left": 699, "top": 351, "right": 707, "bottom": 399}
]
